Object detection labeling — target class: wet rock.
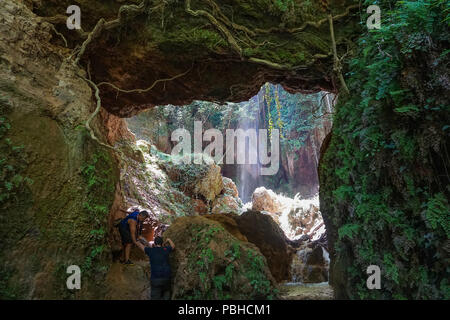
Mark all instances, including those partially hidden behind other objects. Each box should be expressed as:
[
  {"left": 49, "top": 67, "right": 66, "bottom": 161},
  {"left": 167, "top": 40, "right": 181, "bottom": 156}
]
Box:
[
  {"left": 287, "top": 201, "right": 325, "bottom": 241},
  {"left": 291, "top": 242, "right": 329, "bottom": 284},
  {"left": 251, "top": 187, "right": 282, "bottom": 213}
]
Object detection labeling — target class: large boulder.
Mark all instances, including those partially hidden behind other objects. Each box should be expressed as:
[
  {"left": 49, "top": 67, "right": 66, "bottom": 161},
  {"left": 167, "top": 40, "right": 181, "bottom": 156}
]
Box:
[
  {"left": 251, "top": 187, "right": 282, "bottom": 213},
  {"left": 234, "top": 210, "right": 294, "bottom": 282},
  {"left": 193, "top": 163, "right": 224, "bottom": 202},
  {"left": 211, "top": 177, "right": 242, "bottom": 214},
  {"left": 211, "top": 195, "right": 242, "bottom": 215},
  {"left": 222, "top": 177, "right": 239, "bottom": 198},
  {"left": 163, "top": 216, "right": 278, "bottom": 300},
  {"left": 161, "top": 157, "right": 223, "bottom": 202}
]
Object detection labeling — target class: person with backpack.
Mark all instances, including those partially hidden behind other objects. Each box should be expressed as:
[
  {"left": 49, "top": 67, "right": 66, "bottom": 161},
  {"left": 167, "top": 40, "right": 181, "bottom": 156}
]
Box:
[{"left": 117, "top": 209, "right": 149, "bottom": 266}]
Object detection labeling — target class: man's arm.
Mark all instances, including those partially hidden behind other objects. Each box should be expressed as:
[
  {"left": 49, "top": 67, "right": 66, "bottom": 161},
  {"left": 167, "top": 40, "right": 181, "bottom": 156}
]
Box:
[
  {"left": 165, "top": 238, "right": 175, "bottom": 250},
  {"left": 136, "top": 241, "right": 146, "bottom": 252}
]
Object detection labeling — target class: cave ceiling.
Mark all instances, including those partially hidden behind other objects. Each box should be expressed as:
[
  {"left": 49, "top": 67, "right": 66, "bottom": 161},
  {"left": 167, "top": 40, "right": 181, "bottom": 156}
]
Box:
[{"left": 35, "top": 0, "right": 360, "bottom": 117}]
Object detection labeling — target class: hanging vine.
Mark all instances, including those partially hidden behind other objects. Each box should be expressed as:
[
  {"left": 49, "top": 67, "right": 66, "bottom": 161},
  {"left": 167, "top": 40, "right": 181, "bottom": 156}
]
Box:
[{"left": 274, "top": 86, "right": 285, "bottom": 139}]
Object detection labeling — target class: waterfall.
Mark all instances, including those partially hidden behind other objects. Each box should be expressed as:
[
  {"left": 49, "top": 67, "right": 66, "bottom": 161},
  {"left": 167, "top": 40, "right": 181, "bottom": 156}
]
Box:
[{"left": 236, "top": 94, "right": 262, "bottom": 203}]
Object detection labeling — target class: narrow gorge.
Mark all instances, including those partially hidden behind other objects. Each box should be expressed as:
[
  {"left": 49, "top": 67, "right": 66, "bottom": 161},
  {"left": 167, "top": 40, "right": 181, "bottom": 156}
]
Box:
[{"left": 0, "top": 0, "right": 448, "bottom": 301}]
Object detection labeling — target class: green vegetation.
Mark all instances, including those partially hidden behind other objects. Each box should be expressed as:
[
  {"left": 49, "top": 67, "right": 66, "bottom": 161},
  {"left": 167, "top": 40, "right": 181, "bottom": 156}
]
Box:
[
  {"left": 80, "top": 149, "right": 115, "bottom": 277},
  {"left": 183, "top": 223, "right": 276, "bottom": 300},
  {"left": 0, "top": 95, "right": 33, "bottom": 299},
  {"left": 320, "top": 0, "right": 450, "bottom": 299}
]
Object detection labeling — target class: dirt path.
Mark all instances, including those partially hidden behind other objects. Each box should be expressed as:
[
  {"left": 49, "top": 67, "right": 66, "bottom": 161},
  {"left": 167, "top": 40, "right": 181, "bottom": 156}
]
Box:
[{"left": 279, "top": 282, "right": 334, "bottom": 300}]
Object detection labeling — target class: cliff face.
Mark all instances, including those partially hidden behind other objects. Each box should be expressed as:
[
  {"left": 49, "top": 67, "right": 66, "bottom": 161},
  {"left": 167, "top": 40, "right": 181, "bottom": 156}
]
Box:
[
  {"left": 281, "top": 119, "right": 332, "bottom": 197},
  {"left": 0, "top": 0, "right": 120, "bottom": 299},
  {"left": 319, "top": 1, "right": 450, "bottom": 300}
]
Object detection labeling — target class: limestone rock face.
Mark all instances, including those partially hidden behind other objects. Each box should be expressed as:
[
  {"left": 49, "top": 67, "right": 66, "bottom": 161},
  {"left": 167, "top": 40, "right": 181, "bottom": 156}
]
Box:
[
  {"left": 0, "top": 0, "right": 120, "bottom": 299},
  {"left": 287, "top": 201, "right": 325, "bottom": 241},
  {"left": 193, "top": 164, "right": 224, "bottom": 202},
  {"left": 192, "top": 199, "right": 208, "bottom": 215},
  {"left": 251, "top": 187, "right": 282, "bottom": 213},
  {"left": 211, "top": 177, "right": 242, "bottom": 214},
  {"left": 163, "top": 216, "right": 278, "bottom": 300},
  {"left": 211, "top": 195, "right": 242, "bottom": 215},
  {"left": 222, "top": 177, "right": 239, "bottom": 198}
]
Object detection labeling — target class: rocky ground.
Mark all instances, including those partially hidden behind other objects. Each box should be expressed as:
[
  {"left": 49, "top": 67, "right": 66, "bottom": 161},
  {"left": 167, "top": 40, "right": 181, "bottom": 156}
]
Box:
[{"left": 279, "top": 282, "right": 333, "bottom": 300}]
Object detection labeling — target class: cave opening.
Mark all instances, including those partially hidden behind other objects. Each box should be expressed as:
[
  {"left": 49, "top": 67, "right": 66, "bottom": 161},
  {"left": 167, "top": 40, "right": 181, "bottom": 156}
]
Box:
[{"left": 122, "top": 82, "right": 334, "bottom": 290}]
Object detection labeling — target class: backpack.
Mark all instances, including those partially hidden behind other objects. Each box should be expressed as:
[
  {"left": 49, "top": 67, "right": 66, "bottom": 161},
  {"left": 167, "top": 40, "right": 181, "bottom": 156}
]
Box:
[{"left": 113, "top": 218, "right": 123, "bottom": 228}]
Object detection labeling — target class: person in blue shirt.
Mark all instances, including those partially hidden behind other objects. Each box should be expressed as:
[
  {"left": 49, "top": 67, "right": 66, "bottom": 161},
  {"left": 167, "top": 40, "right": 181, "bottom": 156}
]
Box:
[
  {"left": 117, "top": 209, "right": 149, "bottom": 266},
  {"left": 136, "top": 235, "right": 175, "bottom": 300}
]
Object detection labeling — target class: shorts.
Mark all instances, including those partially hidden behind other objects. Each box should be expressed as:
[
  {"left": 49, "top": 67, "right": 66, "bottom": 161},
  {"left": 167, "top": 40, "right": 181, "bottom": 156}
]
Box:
[
  {"left": 118, "top": 223, "right": 133, "bottom": 245},
  {"left": 150, "top": 278, "right": 171, "bottom": 300}
]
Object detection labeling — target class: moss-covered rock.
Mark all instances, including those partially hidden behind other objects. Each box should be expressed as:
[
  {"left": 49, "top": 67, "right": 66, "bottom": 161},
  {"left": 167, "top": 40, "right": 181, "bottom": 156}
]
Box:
[
  {"left": 163, "top": 215, "right": 278, "bottom": 299},
  {"left": 319, "top": 0, "right": 450, "bottom": 300},
  {"left": 0, "top": 0, "right": 119, "bottom": 299}
]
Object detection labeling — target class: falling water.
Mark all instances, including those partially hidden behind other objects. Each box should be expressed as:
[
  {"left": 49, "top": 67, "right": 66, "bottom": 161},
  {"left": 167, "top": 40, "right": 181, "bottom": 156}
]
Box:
[{"left": 236, "top": 94, "right": 262, "bottom": 203}]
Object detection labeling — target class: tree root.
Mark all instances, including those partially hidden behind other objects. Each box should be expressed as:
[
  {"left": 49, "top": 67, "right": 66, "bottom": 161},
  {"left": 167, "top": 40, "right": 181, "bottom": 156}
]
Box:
[
  {"left": 78, "top": 75, "right": 130, "bottom": 200},
  {"left": 185, "top": 0, "right": 359, "bottom": 72},
  {"left": 73, "top": 0, "right": 148, "bottom": 66},
  {"left": 97, "top": 65, "right": 193, "bottom": 94},
  {"left": 328, "top": 14, "right": 349, "bottom": 94},
  {"left": 49, "top": 25, "right": 68, "bottom": 47},
  {"left": 185, "top": 0, "right": 242, "bottom": 57}
]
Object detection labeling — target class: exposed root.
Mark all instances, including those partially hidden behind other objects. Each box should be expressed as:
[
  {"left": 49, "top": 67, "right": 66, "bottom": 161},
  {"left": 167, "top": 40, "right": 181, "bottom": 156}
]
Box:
[
  {"left": 248, "top": 57, "right": 304, "bottom": 70},
  {"left": 49, "top": 25, "right": 68, "bottom": 47},
  {"left": 79, "top": 75, "right": 128, "bottom": 182},
  {"left": 74, "top": 18, "right": 106, "bottom": 66},
  {"left": 39, "top": 15, "right": 89, "bottom": 38},
  {"left": 73, "top": 0, "right": 148, "bottom": 66},
  {"left": 328, "top": 14, "right": 349, "bottom": 94},
  {"left": 185, "top": 0, "right": 359, "bottom": 72},
  {"left": 185, "top": 0, "right": 242, "bottom": 57},
  {"left": 97, "top": 65, "right": 193, "bottom": 94}
]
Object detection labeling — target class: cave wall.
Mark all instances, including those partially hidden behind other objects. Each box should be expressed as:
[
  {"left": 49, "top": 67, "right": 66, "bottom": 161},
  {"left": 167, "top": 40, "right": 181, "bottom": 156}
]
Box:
[
  {"left": 319, "top": 1, "right": 449, "bottom": 299},
  {"left": 0, "top": 1, "right": 122, "bottom": 299}
]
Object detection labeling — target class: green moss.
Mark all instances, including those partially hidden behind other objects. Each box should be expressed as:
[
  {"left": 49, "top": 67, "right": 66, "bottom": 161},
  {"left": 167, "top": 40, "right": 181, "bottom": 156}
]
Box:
[{"left": 319, "top": 0, "right": 450, "bottom": 299}]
